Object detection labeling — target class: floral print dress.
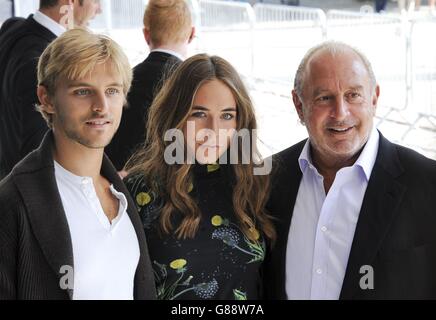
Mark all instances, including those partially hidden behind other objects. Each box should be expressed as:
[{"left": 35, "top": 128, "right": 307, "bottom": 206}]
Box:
[{"left": 124, "top": 163, "right": 266, "bottom": 300}]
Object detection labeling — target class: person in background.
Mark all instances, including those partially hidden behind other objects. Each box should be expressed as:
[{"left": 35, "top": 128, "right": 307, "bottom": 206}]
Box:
[
  {"left": 375, "top": 0, "right": 388, "bottom": 12},
  {"left": 106, "top": 0, "right": 195, "bottom": 172},
  {"left": 0, "top": 0, "right": 102, "bottom": 180},
  {"left": 124, "top": 54, "right": 276, "bottom": 300}
]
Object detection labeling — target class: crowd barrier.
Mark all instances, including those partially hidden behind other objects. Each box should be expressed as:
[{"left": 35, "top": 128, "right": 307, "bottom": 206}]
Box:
[{"left": 12, "top": 0, "right": 436, "bottom": 114}]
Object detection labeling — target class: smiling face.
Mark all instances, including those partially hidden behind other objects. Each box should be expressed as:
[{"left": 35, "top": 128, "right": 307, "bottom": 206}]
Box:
[
  {"left": 293, "top": 49, "right": 379, "bottom": 167},
  {"left": 40, "top": 62, "right": 125, "bottom": 150},
  {"left": 183, "top": 79, "right": 237, "bottom": 164}
]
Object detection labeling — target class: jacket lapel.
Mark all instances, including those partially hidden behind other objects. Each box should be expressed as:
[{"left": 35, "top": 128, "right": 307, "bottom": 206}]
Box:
[
  {"left": 340, "top": 133, "right": 406, "bottom": 299},
  {"left": 269, "top": 140, "right": 305, "bottom": 299},
  {"left": 12, "top": 132, "right": 74, "bottom": 299}
]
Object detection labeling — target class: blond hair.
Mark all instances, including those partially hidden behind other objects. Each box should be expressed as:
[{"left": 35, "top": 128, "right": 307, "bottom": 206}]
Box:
[
  {"left": 143, "top": 0, "right": 192, "bottom": 47},
  {"left": 36, "top": 28, "right": 132, "bottom": 128}
]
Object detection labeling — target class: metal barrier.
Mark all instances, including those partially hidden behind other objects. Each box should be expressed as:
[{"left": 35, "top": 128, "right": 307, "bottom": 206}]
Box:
[
  {"left": 13, "top": 0, "right": 38, "bottom": 17},
  {"left": 255, "top": 3, "right": 325, "bottom": 28},
  {"left": 326, "top": 10, "right": 409, "bottom": 111},
  {"left": 410, "top": 17, "right": 436, "bottom": 119},
  {"left": 10, "top": 0, "right": 436, "bottom": 119},
  {"left": 88, "top": 0, "right": 149, "bottom": 67},
  {"left": 0, "top": 0, "right": 13, "bottom": 25},
  {"left": 252, "top": 4, "right": 326, "bottom": 84},
  {"left": 197, "top": 0, "right": 255, "bottom": 77},
  {"left": 90, "top": 0, "right": 147, "bottom": 30}
]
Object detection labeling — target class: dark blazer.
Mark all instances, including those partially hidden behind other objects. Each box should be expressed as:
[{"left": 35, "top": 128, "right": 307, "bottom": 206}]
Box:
[
  {"left": 106, "top": 51, "right": 182, "bottom": 170},
  {"left": 0, "top": 15, "right": 56, "bottom": 180},
  {"left": 0, "top": 132, "right": 156, "bottom": 300},
  {"left": 264, "top": 132, "right": 436, "bottom": 299}
]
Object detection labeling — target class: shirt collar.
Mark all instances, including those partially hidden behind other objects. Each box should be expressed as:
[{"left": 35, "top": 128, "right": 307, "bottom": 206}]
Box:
[
  {"left": 33, "top": 10, "right": 66, "bottom": 37},
  {"left": 298, "top": 126, "right": 380, "bottom": 181},
  {"left": 54, "top": 160, "right": 92, "bottom": 185},
  {"left": 298, "top": 139, "right": 314, "bottom": 174},
  {"left": 54, "top": 160, "right": 128, "bottom": 223},
  {"left": 354, "top": 126, "right": 379, "bottom": 180},
  {"left": 150, "top": 48, "right": 185, "bottom": 61}
]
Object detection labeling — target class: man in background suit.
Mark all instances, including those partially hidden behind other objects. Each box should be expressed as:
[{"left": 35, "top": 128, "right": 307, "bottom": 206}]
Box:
[
  {"left": 0, "top": 28, "right": 155, "bottom": 300},
  {"left": 265, "top": 41, "right": 436, "bottom": 299},
  {"left": 0, "top": 0, "right": 101, "bottom": 179},
  {"left": 106, "top": 0, "right": 195, "bottom": 171}
]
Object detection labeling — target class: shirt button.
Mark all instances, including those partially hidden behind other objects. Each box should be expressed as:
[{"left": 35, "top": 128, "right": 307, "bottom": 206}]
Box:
[
  {"left": 316, "top": 268, "right": 323, "bottom": 275},
  {"left": 321, "top": 226, "right": 327, "bottom": 232},
  {"left": 82, "top": 178, "right": 89, "bottom": 185}
]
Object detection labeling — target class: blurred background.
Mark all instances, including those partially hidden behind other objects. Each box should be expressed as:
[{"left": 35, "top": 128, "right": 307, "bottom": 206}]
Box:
[{"left": 2, "top": 0, "right": 436, "bottom": 159}]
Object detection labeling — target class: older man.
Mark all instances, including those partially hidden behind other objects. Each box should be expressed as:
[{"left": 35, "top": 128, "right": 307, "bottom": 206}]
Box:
[{"left": 265, "top": 41, "right": 436, "bottom": 300}]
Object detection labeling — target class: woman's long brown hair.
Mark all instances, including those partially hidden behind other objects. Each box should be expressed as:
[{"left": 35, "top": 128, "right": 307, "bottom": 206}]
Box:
[{"left": 126, "top": 54, "right": 276, "bottom": 244}]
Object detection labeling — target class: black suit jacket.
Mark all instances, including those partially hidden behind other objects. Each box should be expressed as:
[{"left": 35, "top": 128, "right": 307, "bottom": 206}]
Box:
[
  {"left": 0, "top": 15, "right": 56, "bottom": 180},
  {"left": 265, "top": 132, "right": 436, "bottom": 299},
  {"left": 0, "top": 132, "right": 156, "bottom": 299},
  {"left": 106, "top": 51, "right": 181, "bottom": 170}
]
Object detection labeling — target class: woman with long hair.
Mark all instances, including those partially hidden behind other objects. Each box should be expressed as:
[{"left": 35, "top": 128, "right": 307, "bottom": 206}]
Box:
[{"left": 124, "top": 54, "right": 275, "bottom": 300}]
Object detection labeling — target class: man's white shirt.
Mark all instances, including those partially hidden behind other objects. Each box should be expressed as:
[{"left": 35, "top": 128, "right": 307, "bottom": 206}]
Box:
[
  {"left": 33, "top": 10, "right": 66, "bottom": 37},
  {"left": 150, "top": 48, "right": 185, "bottom": 61},
  {"left": 286, "top": 127, "right": 379, "bottom": 300},
  {"left": 54, "top": 161, "right": 140, "bottom": 300}
]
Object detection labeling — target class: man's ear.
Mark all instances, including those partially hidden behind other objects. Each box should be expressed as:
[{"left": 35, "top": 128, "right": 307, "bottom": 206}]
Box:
[
  {"left": 143, "top": 28, "right": 152, "bottom": 46},
  {"left": 37, "top": 85, "right": 55, "bottom": 116},
  {"left": 372, "top": 84, "right": 380, "bottom": 111},
  {"left": 292, "top": 89, "right": 304, "bottom": 123},
  {"left": 188, "top": 26, "right": 196, "bottom": 44}
]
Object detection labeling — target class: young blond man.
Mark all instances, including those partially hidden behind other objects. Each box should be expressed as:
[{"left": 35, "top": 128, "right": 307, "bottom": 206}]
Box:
[
  {"left": 0, "top": 0, "right": 102, "bottom": 180},
  {"left": 0, "top": 28, "right": 155, "bottom": 300}
]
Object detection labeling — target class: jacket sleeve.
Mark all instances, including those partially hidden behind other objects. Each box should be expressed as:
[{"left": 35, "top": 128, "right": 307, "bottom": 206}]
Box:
[{"left": 0, "top": 184, "right": 18, "bottom": 299}]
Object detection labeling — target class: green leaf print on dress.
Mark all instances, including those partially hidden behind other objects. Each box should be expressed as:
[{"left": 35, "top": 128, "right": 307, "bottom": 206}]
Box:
[
  {"left": 233, "top": 289, "right": 247, "bottom": 300},
  {"left": 153, "top": 259, "right": 219, "bottom": 300},
  {"left": 211, "top": 215, "right": 266, "bottom": 263}
]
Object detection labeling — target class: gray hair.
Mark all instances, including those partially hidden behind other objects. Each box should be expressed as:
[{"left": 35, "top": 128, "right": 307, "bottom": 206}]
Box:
[{"left": 293, "top": 41, "right": 377, "bottom": 98}]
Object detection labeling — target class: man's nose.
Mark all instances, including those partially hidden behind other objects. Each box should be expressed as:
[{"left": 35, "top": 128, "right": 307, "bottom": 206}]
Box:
[
  {"left": 92, "top": 92, "right": 109, "bottom": 113},
  {"left": 331, "top": 97, "right": 349, "bottom": 121}
]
